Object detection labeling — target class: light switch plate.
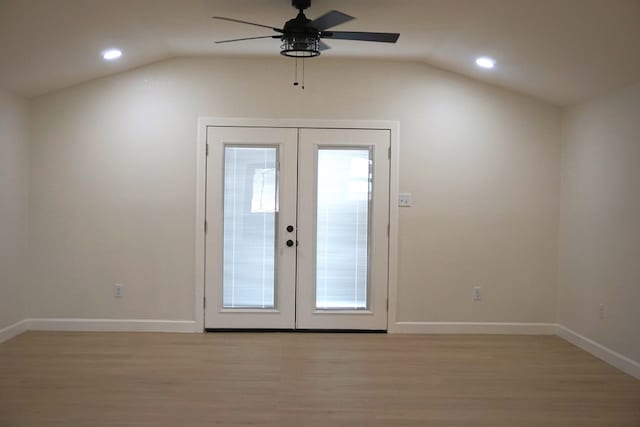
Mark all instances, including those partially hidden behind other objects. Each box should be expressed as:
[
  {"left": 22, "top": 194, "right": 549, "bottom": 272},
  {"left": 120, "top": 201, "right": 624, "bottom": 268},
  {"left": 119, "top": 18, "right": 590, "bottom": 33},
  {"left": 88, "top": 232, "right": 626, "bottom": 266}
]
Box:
[{"left": 398, "top": 193, "right": 412, "bottom": 207}]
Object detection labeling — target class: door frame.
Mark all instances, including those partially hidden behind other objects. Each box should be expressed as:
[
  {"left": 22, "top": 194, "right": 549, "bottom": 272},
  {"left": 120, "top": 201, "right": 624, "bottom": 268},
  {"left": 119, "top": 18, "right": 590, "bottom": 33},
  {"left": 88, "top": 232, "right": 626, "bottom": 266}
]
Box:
[{"left": 195, "top": 118, "right": 400, "bottom": 331}]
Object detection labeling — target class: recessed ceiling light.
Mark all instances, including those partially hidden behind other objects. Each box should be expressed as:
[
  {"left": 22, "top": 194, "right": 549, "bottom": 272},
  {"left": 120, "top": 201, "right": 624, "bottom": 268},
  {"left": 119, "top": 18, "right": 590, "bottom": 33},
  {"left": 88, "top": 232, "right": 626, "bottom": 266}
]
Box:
[
  {"left": 102, "top": 49, "right": 122, "bottom": 61},
  {"left": 475, "top": 56, "right": 495, "bottom": 69}
]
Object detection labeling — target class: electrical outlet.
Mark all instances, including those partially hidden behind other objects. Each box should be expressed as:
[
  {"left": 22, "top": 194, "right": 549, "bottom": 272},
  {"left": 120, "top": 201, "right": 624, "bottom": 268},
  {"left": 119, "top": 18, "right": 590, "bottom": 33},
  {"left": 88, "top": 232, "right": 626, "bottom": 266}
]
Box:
[
  {"left": 599, "top": 304, "right": 607, "bottom": 319},
  {"left": 114, "top": 283, "right": 124, "bottom": 298},
  {"left": 473, "top": 286, "right": 481, "bottom": 301},
  {"left": 398, "top": 193, "right": 412, "bottom": 207}
]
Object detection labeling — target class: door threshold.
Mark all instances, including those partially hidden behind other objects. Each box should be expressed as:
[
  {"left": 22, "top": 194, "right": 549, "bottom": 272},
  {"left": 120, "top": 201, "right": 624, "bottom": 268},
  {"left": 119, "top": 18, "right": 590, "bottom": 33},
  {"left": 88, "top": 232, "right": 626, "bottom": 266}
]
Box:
[{"left": 205, "top": 328, "right": 387, "bottom": 333}]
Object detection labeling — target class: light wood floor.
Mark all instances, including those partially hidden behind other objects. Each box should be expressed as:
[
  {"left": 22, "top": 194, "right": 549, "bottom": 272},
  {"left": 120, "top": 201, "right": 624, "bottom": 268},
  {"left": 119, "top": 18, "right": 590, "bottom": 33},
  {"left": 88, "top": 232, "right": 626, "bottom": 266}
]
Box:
[{"left": 1, "top": 332, "right": 639, "bottom": 426}]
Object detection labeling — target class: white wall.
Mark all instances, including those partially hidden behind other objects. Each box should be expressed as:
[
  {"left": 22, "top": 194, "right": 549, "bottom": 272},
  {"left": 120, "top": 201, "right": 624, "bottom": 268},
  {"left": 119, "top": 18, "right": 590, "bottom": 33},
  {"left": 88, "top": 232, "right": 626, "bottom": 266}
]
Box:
[
  {"left": 28, "top": 57, "right": 561, "bottom": 325},
  {"left": 0, "top": 88, "right": 29, "bottom": 329},
  {"left": 558, "top": 82, "right": 640, "bottom": 363}
]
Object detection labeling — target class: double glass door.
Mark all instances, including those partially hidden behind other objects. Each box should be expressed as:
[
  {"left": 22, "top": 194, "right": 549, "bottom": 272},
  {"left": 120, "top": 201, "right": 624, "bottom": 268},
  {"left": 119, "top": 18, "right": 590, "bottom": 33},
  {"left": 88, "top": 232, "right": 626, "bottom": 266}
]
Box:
[{"left": 204, "top": 126, "right": 390, "bottom": 330}]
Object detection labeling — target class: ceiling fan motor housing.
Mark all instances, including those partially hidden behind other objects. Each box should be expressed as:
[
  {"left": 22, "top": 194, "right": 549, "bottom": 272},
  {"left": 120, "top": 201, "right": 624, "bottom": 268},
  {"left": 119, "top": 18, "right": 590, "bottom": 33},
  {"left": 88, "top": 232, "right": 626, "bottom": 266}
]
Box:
[{"left": 283, "top": 13, "right": 315, "bottom": 35}]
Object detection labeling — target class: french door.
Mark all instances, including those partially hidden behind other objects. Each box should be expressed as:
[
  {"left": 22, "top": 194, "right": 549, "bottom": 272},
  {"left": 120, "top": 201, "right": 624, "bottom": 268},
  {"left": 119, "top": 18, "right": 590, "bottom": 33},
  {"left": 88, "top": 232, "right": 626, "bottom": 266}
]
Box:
[{"left": 204, "top": 126, "right": 390, "bottom": 330}]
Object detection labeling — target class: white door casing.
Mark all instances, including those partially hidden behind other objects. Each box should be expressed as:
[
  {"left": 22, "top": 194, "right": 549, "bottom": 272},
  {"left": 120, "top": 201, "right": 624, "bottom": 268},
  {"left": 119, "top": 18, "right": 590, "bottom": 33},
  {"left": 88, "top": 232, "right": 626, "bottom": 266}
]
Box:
[{"left": 197, "top": 119, "right": 399, "bottom": 331}]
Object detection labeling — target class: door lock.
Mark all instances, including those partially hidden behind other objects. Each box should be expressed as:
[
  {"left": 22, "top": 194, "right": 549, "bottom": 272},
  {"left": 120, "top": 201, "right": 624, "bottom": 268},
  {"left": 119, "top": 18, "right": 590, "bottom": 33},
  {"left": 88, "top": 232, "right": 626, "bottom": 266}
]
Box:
[
  {"left": 286, "top": 225, "right": 294, "bottom": 232},
  {"left": 286, "top": 239, "right": 295, "bottom": 247}
]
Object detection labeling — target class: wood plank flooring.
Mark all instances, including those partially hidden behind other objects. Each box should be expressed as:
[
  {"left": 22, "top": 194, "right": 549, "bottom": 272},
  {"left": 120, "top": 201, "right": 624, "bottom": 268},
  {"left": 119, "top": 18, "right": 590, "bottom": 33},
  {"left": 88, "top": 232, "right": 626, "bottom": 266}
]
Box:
[{"left": 0, "top": 332, "right": 639, "bottom": 426}]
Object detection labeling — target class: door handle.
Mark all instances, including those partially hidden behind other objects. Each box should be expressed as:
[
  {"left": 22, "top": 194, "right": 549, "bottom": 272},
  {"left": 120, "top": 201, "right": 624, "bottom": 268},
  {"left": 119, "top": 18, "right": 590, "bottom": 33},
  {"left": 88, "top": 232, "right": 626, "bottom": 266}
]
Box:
[
  {"left": 286, "top": 239, "right": 295, "bottom": 247},
  {"left": 286, "top": 225, "right": 294, "bottom": 232}
]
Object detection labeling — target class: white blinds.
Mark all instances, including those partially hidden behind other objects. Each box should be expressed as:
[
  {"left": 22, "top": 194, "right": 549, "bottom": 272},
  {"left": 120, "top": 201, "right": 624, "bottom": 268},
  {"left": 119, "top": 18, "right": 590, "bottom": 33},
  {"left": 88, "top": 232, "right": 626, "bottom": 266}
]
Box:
[
  {"left": 315, "top": 148, "right": 372, "bottom": 310},
  {"left": 222, "top": 146, "right": 277, "bottom": 308}
]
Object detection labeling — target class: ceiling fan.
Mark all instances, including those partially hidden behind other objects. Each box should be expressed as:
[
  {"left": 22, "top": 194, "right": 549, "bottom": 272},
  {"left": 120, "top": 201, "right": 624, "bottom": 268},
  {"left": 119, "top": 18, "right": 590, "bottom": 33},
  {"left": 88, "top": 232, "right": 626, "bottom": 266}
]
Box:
[{"left": 213, "top": 0, "right": 400, "bottom": 58}]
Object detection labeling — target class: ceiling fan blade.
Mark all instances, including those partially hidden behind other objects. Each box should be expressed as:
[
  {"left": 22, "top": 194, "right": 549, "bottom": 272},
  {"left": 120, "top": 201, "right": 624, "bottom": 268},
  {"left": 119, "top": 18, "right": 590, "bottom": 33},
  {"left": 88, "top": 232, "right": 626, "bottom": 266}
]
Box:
[
  {"left": 321, "top": 31, "right": 400, "bottom": 43},
  {"left": 212, "top": 16, "right": 283, "bottom": 33},
  {"left": 310, "top": 10, "right": 354, "bottom": 31},
  {"left": 215, "top": 35, "right": 281, "bottom": 44},
  {"left": 318, "top": 40, "right": 331, "bottom": 51}
]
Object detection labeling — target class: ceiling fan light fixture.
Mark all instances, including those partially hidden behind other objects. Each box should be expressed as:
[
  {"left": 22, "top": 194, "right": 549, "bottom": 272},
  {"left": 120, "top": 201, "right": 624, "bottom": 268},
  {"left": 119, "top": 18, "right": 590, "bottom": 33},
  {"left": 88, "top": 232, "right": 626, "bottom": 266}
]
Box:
[{"left": 280, "top": 35, "right": 321, "bottom": 57}]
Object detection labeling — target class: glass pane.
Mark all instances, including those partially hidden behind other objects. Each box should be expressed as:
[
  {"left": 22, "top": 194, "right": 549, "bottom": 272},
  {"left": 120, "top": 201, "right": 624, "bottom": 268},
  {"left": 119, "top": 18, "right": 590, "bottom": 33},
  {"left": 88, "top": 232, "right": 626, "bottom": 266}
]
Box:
[
  {"left": 223, "top": 146, "right": 277, "bottom": 308},
  {"left": 316, "top": 148, "right": 372, "bottom": 310}
]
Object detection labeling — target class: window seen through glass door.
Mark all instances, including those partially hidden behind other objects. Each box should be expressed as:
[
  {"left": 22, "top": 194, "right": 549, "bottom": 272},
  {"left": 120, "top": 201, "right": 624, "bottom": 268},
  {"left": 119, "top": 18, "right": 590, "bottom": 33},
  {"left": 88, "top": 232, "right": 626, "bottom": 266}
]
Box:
[
  {"left": 315, "top": 148, "right": 372, "bottom": 310},
  {"left": 223, "top": 146, "right": 278, "bottom": 308}
]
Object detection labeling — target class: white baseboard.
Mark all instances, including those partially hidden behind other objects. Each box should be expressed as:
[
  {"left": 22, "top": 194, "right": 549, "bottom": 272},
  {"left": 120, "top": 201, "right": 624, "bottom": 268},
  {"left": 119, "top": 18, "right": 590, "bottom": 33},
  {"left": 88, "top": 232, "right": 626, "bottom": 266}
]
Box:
[
  {"left": 390, "top": 321, "right": 557, "bottom": 335},
  {"left": 27, "top": 318, "right": 200, "bottom": 333},
  {"left": 0, "top": 319, "right": 30, "bottom": 344},
  {"left": 390, "top": 321, "right": 639, "bottom": 380},
  {"left": 556, "top": 324, "right": 640, "bottom": 380},
  {"left": 0, "top": 318, "right": 200, "bottom": 343}
]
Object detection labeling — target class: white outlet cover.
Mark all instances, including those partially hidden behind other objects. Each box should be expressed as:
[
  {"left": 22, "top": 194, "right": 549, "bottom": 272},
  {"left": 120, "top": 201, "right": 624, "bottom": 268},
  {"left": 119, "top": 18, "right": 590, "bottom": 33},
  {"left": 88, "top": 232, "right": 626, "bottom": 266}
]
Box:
[
  {"left": 398, "top": 193, "right": 412, "bottom": 207},
  {"left": 599, "top": 304, "right": 607, "bottom": 319},
  {"left": 114, "top": 283, "right": 124, "bottom": 298}
]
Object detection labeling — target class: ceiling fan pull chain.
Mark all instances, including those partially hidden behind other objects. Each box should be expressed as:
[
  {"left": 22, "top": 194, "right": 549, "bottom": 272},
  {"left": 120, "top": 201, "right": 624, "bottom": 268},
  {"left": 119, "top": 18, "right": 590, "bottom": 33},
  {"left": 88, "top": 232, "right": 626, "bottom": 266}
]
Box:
[
  {"left": 302, "top": 58, "right": 305, "bottom": 90},
  {"left": 293, "top": 57, "right": 299, "bottom": 86}
]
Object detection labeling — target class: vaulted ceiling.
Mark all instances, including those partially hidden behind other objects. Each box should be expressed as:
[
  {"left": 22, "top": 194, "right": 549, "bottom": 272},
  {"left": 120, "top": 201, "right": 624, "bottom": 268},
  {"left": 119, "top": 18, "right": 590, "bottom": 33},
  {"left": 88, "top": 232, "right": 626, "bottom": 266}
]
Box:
[{"left": 1, "top": 0, "right": 639, "bottom": 105}]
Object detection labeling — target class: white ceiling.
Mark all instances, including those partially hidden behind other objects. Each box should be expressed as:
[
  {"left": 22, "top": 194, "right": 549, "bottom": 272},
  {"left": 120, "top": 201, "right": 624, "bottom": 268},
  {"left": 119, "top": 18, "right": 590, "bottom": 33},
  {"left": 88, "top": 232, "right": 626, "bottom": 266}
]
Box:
[{"left": 1, "top": 0, "right": 639, "bottom": 105}]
